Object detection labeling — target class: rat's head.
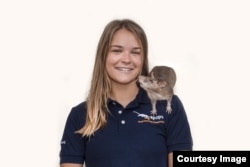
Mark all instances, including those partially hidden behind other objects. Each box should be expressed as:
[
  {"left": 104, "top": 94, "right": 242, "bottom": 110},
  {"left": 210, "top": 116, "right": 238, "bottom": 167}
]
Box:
[{"left": 150, "top": 66, "right": 176, "bottom": 87}]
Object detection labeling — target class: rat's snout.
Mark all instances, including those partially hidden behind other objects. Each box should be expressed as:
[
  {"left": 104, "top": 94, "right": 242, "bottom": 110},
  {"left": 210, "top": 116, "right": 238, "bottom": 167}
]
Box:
[
  {"left": 138, "top": 75, "right": 144, "bottom": 80},
  {"left": 138, "top": 75, "right": 146, "bottom": 83}
]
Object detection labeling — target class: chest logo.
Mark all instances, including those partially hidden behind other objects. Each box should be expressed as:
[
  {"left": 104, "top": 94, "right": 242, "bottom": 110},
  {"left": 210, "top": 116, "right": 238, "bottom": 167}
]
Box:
[{"left": 133, "top": 111, "right": 165, "bottom": 124}]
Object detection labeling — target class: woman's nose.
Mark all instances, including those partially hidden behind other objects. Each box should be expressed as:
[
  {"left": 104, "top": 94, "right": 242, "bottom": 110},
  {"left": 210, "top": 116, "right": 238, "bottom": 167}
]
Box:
[{"left": 121, "top": 51, "right": 131, "bottom": 63}]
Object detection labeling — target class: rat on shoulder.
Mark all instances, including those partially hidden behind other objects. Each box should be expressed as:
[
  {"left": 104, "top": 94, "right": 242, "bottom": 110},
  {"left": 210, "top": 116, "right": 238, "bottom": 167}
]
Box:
[{"left": 138, "top": 66, "right": 176, "bottom": 115}]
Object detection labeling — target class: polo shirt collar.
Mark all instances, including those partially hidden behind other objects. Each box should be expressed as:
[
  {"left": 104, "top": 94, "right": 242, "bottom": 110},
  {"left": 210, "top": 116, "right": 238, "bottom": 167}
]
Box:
[
  {"left": 136, "top": 86, "right": 151, "bottom": 104},
  {"left": 107, "top": 86, "right": 150, "bottom": 108}
]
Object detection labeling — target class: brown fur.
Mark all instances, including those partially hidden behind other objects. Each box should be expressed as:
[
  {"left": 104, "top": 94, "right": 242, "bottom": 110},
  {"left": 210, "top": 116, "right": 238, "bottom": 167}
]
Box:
[{"left": 138, "top": 66, "right": 176, "bottom": 115}]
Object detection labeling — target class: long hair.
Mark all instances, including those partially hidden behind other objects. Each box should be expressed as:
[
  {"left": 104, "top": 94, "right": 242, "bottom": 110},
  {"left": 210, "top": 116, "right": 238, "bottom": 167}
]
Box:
[{"left": 76, "top": 19, "right": 149, "bottom": 136}]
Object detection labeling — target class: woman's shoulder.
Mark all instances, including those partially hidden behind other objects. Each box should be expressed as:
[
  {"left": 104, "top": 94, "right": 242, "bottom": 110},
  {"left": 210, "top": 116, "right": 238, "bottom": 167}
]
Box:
[
  {"left": 172, "top": 94, "right": 182, "bottom": 103},
  {"left": 67, "top": 101, "right": 87, "bottom": 123},
  {"left": 72, "top": 101, "right": 87, "bottom": 112},
  {"left": 171, "top": 95, "right": 184, "bottom": 106},
  {"left": 170, "top": 95, "right": 187, "bottom": 116},
  {"left": 157, "top": 95, "right": 185, "bottom": 116}
]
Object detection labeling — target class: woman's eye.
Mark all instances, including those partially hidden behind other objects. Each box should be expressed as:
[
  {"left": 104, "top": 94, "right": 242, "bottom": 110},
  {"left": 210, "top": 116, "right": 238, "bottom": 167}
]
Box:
[
  {"left": 112, "top": 49, "right": 122, "bottom": 53},
  {"left": 132, "top": 51, "right": 140, "bottom": 55},
  {"left": 131, "top": 49, "right": 141, "bottom": 55}
]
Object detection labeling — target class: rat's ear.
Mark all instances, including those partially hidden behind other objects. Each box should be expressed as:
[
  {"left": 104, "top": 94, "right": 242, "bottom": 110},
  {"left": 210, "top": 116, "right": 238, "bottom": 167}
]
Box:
[{"left": 157, "top": 80, "right": 166, "bottom": 88}]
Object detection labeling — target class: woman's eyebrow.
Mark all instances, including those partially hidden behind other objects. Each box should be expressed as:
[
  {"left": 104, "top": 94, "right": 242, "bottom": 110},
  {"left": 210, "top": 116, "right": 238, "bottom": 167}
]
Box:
[
  {"left": 110, "top": 45, "right": 141, "bottom": 50},
  {"left": 132, "top": 47, "right": 141, "bottom": 50},
  {"left": 110, "top": 45, "right": 122, "bottom": 48}
]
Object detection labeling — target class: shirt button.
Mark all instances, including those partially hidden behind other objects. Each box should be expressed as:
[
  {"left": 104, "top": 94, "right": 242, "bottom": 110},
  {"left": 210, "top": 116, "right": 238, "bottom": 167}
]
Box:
[
  {"left": 121, "top": 120, "right": 126, "bottom": 124},
  {"left": 118, "top": 110, "right": 123, "bottom": 114}
]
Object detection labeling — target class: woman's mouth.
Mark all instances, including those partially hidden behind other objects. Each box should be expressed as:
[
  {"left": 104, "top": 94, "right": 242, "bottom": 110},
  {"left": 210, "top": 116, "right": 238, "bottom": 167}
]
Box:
[{"left": 116, "top": 67, "right": 133, "bottom": 72}]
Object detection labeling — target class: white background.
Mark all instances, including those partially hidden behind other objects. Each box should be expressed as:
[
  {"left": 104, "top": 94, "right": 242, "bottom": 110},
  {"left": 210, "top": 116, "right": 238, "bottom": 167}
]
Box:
[{"left": 0, "top": 0, "right": 250, "bottom": 166}]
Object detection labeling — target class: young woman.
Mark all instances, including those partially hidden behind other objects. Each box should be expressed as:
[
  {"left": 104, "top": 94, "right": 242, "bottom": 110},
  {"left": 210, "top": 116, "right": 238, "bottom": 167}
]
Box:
[{"left": 59, "top": 19, "right": 193, "bottom": 167}]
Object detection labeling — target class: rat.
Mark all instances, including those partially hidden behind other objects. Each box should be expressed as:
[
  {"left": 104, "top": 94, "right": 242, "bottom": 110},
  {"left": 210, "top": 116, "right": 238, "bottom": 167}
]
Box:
[{"left": 138, "top": 66, "right": 176, "bottom": 115}]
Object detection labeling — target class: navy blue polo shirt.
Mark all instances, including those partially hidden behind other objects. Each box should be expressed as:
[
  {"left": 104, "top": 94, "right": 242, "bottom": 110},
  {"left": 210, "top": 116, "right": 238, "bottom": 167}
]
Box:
[{"left": 60, "top": 87, "right": 192, "bottom": 167}]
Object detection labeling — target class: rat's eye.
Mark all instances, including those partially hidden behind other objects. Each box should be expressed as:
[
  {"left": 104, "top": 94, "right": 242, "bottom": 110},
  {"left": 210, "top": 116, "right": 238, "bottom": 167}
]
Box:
[{"left": 149, "top": 79, "right": 157, "bottom": 83}]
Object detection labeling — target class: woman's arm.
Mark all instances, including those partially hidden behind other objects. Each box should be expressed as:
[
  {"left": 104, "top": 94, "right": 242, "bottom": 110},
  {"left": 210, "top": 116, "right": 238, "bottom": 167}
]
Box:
[
  {"left": 168, "top": 152, "right": 173, "bottom": 167},
  {"left": 59, "top": 104, "right": 86, "bottom": 166},
  {"left": 60, "top": 163, "right": 83, "bottom": 167}
]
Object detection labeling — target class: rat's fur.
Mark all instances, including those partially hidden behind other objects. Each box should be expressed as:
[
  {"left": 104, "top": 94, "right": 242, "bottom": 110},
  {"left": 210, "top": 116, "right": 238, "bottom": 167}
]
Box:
[{"left": 138, "top": 66, "right": 176, "bottom": 115}]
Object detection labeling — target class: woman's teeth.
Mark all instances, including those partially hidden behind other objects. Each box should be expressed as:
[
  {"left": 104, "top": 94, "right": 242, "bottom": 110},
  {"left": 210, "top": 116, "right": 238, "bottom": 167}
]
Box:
[{"left": 117, "top": 67, "right": 132, "bottom": 72}]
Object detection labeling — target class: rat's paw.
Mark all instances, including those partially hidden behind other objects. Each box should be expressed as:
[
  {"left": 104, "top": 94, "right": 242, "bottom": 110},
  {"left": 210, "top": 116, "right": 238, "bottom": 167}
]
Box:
[
  {"left": 166, "top": 106, "right": 172, "bottom": 114},
  {"left": 150, "top": 109, "right": 157, "bottom": 116}
]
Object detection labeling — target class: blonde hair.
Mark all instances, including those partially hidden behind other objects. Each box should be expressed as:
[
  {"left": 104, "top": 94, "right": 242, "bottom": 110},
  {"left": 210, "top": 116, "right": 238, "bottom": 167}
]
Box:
[{"left": 76, "top": 19, "right": 149, "bottom": 136}]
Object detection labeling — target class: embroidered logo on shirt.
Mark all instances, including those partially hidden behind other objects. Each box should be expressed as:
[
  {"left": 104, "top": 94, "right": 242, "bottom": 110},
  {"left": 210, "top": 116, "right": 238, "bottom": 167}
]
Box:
[
  {"left": 61, "top": 140, "right": 66, "bottom": 145},
  {"left": 133, "top": 111, "right": 164, "bottom": 124}
]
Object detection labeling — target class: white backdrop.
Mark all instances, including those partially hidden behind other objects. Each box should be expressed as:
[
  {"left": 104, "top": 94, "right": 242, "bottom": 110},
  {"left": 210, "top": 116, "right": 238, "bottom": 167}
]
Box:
[{"left": 0, "top": 0, "right": 250, "bottom": 166}]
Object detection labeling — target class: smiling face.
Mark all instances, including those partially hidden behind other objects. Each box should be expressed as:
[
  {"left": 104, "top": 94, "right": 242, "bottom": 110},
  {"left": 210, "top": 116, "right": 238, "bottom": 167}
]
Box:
[{"left": 105, "top": 28, "right": 143, "bottom": 87}]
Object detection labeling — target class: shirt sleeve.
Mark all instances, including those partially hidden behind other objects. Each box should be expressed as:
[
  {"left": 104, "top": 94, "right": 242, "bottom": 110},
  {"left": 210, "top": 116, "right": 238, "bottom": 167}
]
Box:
[
  {"left": 165, "top": 95, "right": 193, "bottom": 152},
  {"left": 60, "top": 103, "right": 86, "bottom": 164}
]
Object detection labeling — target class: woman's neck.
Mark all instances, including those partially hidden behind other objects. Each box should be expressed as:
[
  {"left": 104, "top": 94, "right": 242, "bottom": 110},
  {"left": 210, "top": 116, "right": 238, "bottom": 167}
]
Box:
[{"left": 110, "top": 83, "right": 139, "bottom": 108}]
